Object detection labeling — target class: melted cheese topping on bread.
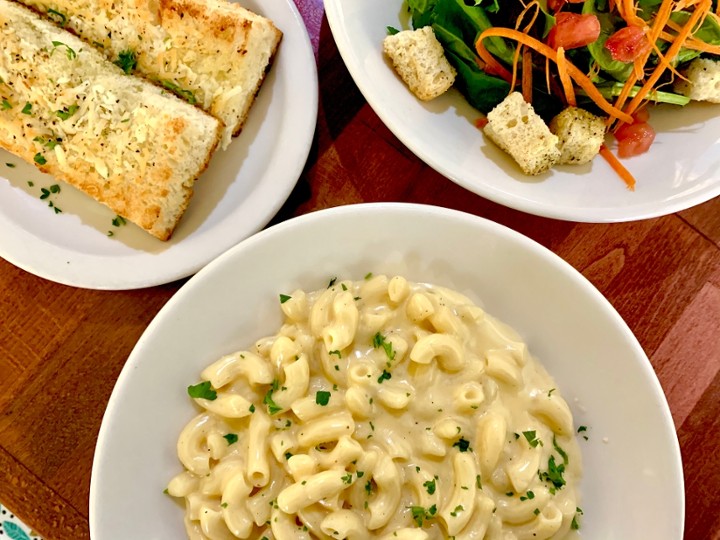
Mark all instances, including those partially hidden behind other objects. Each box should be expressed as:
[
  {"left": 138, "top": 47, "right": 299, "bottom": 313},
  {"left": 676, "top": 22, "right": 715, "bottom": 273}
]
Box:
[{"left": 0, "top": 0, "right": 221, "bottom": 240}]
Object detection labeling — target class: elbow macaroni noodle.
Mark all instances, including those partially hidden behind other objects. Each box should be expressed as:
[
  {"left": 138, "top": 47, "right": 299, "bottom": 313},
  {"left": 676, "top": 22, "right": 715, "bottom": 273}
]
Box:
[{"left": 169, "top": 276, "right": 582, "bottom": 539}]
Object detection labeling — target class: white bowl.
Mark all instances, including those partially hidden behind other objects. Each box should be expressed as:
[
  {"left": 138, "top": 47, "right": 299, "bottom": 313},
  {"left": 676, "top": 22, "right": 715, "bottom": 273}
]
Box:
[
  {"left": 89, "top": 203, "right": 684, "bottom": 538},
  {"left": 324, "top": 0, "right": 720, "bottom": 222}
]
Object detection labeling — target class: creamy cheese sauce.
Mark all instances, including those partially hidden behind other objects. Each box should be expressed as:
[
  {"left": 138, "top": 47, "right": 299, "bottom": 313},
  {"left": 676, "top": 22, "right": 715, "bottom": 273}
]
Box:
[{"left": 169, "top": 275, "right": 582, "bottom": 540}]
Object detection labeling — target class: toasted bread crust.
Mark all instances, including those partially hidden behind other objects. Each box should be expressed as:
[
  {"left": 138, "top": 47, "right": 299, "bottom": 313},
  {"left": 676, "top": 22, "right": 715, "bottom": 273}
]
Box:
[
  {"left": 0, "top": 0, "right": 222, "bottom": 240},
  {"left": 20, "top": 0, "right": 283, "bottom": 147}
]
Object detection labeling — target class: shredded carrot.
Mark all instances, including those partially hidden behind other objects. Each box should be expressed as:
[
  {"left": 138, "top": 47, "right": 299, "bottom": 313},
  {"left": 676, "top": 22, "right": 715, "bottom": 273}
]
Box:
[
  {"left": 510, "top": 46, "right": 522, "bottom": 91},
  {"left": 510, "top": 1, "right": 541, "bottom": 93},
  {"left": 664, "top": 20, "right": 720, "bottom": 53},
  {"left": 612, "top": 0, "right": 675, "bottom": 115},
  {"left": 545, "top": 56, "right": 552, "bottom": 94},
  {"left": 556, "top": 47, "right": 576, "bottom": 106},
  {"left": 615, "top": 0, "right": 625, "bottom": 20},
  {"left": 522, "top": 46, "right": 534, "bottom": 103},
  {"left": 621, "top": 0, "right": 645, "bottom": 26},
  {"left": 599, "top": 145, "right": 636, "bottom": 190},
  {"left": 660, "top": 31, "right": 720, "bottom": 58},
  {"left": 475, "top": 28, "right": 634, "bottom": 122},
  {"left": 624, "top": 0, "right": 711, "bottom": 117}
]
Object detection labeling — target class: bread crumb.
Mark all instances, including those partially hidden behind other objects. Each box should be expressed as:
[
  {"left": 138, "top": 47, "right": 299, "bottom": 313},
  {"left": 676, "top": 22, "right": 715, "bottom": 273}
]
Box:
[
  {"left": 383, "top": 26, "right": 456, "bottom": 101},
  {"left": 549, "top": 107, "right": 606, "bottom": 165},
  {"left": 483, "top": 92, "right": 560, "bottom": 175},
  {"left": 674, "top": 58, "right": 720, "bottom": 103}
]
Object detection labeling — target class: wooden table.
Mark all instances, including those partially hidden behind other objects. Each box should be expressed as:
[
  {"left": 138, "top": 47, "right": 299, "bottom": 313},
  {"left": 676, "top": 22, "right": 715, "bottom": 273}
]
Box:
[{"left": 1, "top": 1, "right": 718, "bottom": 538}]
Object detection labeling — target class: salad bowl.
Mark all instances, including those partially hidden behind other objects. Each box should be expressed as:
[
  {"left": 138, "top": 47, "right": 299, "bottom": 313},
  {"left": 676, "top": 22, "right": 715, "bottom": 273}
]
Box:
[{"left": 325, "top": 0, "right": 720, "bottom": 222}]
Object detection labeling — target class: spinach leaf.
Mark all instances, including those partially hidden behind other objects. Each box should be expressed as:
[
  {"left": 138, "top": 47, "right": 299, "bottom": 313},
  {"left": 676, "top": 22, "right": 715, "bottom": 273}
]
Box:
[
  {"left": 407, "top": 0, "right": 439, "bottom": 28},
  {"left": 474, "top": 0, "right": 499, "bottom": 14},
  {"left": 429, "top": 0, "right": 515, "bottom": 64},
  {"left": 668, "top": 10, "right": 720, "bottom": 64},
  {"left": 443, "top": 49, "right": 510, "bottom": 113}
]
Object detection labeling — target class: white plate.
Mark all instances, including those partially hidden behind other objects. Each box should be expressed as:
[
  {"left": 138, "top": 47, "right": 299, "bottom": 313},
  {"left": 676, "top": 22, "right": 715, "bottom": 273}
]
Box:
[
  {"left": 0, "top": 0, "right": 317, "bottom": 290},
  {"left": 90, "top": 203, "right": 683, "bottom": 539},
  {"left": 324, "top": 0, "right": 720, "bottom": 222}
]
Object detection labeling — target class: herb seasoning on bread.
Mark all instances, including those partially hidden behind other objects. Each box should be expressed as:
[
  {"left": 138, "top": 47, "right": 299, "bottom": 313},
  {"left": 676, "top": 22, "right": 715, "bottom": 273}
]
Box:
[
  {"left": 0, "top": 0, "right": 222, "bottom": 240},
  {"left": 20, "top": 0, "right": 283, "bottom": 148}
]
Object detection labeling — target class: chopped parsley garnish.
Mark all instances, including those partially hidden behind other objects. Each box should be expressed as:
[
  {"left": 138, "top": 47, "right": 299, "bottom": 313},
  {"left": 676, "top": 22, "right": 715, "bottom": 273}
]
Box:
[
  {"left": 571, "top": 509, "right": 583, "bottom": 531},
  {"left": 33, "top": 135, "right": 60, "bottom": 149},
  {"left": 372, "top": 332, "right": 396, "bottom": 361},
  {"left": 522, "top": 430, "right": 542, "bottom": 448},
  {"left": 533, "top": 508, "right": 540, "bottom": 516},
  {"left": 548, "top": 388, "right": 556, "bottom": 397},
  {"left": 452, "top": 437, "right": 471, "bottom": 452},
  {"left": 315, "top": 391, "right": 331, "bottom": 406},
  {"left": 52, "top": 41, "right": 77, "bottom": 60},
  {"left": 377, "top": 370, "right": 392, "bottom": 383},
  {"left": 34, "top": 153, "right": 47, "bottom": 165},
  {"left": 356, "top": 471, "right": 364, "bottom": 478},
  {"left": 540, "top": 455, "right": 566, "bottom": 489},
  {"left": 519, "top": 491, "right": 535, "bottom": 501},
  {"left": 112, "top": 215, "right": 127, "bottom": 227},
  {"left": 409, "top": 504, "right": 437, "bottom": 527},
  {"left": 187, "top": 381, "right": 217, "bottom": 400},
  {"left": 365, "top": 480, "right": 373, "bottom": 495},
  {"left": 279, "top": 294, "right": 292, "bottom": 304},
  {"left": 263, "top": 379, "right": 282, "bottom": 415},
  {"left": 160, "top": 79, "right": 197, "bottom": 104},
  {"left": 223, "top": 433, "right": 238, "bottom": 445},
  {"left": 220, "top": 502, "right": 228, "bottom": 508},
  {"left": 27, "top": 181, "right": 34, "bottom": 187},
  {"left": 249, "top": 404, "right": 256, "bottom": 413},
  {"left": 284, "top": 451, "right": 293, "bottom": 460},
  {"left": 22, "top": 102, "right": 32, "bottom": 115},
  {"left": 450, "top": 505, "right": 464, "bottom": 517},
  {"left": 1, "top": 99, "right": 11, "bottom": 110},
  {"left": 423, "top": 479, "right": 436, "bottom": 495},
  {"left": 47, "top": 8, "right": 68, "bottom": 27},
  {"left": 114, "top": 49, "right": 138, "bottom": 74},
  {"left": 552, "top": 436, "right": 569, "bottom": 465},
  {"left": 329, "top": 350, "right": 342, "bottom": 358},
  {"left": 364, "top": 272, "right": 373, "bottom": 280},
  {"left": 577, "top": 425, "right": 587, "bottom": 432},
  {"left": 387, "top": 26, "right": 400, "bottom": 35},
  {"left": 327, "top": 276, "right": 337, "bottom": 288},
  {"left": 476, "top": 475, "right": 482, "bottom": 489},
  {"left": 50, "top": 184, "right": 60, "bottom": 193},
  {"left": 5, "top": 163, "right": 15, "bottom": 168},
  {"left": 341, "top": 473, "right": 353, "bottom": 484},
  {"left": 56, "top": 104, "right": 79, "bottom": 120}
]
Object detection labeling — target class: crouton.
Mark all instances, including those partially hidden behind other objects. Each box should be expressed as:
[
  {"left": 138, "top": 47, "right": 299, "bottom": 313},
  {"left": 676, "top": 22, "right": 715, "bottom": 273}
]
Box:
[
  {"left": 549, "top": 107, "right": 606, "bottom": 165},
  {"left": 674, "top": 58, "right": 720, "bottom": 103},
  {"left": 383, "top": 26, "right": 456, "bottom": 101},
  {"left": 483, "top": 92, "right": 560, "bottom": 175}
]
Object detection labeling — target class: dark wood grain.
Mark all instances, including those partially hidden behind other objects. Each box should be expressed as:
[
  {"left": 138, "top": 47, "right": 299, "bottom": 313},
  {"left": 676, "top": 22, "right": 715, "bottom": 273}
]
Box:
[{"left": 1, "top": 2, "right": 718, "bottom": 539}]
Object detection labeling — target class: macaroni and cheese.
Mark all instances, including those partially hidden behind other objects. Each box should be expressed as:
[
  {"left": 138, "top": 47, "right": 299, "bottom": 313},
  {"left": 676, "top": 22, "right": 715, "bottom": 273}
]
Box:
[{"left": 168, "top": 275, "right": 582, "bottom": 539}]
